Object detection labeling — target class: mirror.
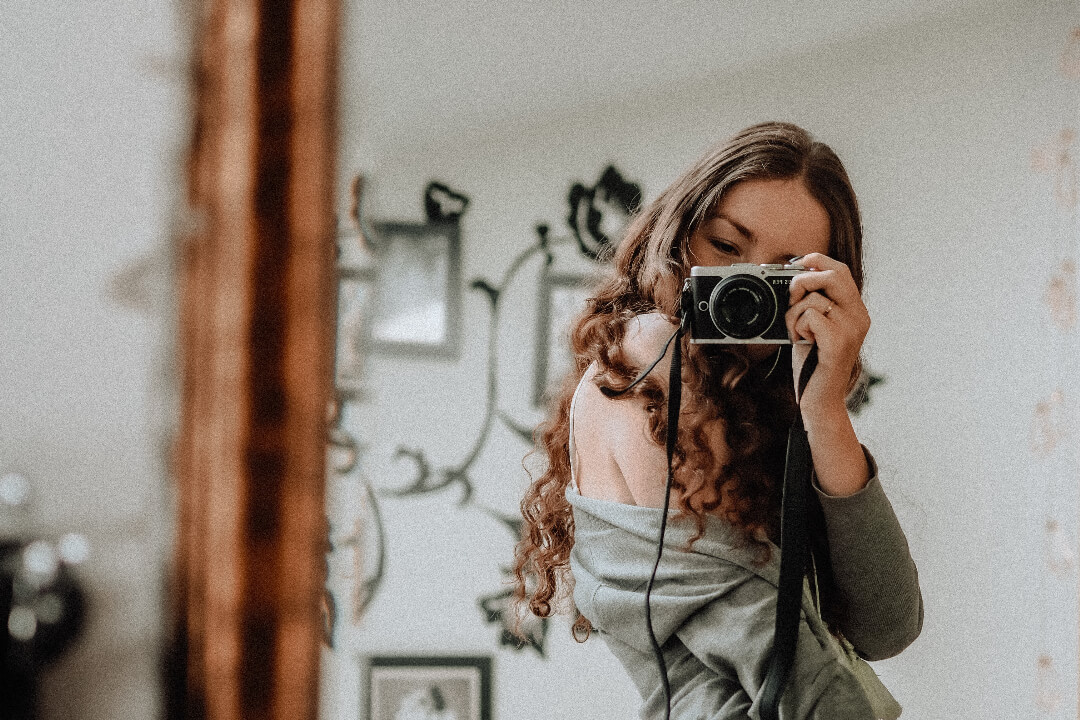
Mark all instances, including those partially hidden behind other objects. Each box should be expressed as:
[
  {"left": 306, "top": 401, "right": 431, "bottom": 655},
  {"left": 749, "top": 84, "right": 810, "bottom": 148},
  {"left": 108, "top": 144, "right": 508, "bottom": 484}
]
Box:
[{"left": 321, "top": 2, "right": 1079, "bottom": 719}]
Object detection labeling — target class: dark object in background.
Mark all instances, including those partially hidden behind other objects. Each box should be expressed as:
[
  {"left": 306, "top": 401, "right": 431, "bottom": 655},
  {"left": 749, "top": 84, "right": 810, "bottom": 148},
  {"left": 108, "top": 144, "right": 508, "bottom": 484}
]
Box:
[
  {"left": 846, "top": 367, "right": 885, "bottom": 415},
  {"left": 1, "top": 541, "right": 87, "bottom": 720},
  {"left": 424, "top": 181, "right": 470, "bottom": 224},
  {"left": 567, "top": 165, "right": 642, "bottom": 259},
  {"left": 0, "top": 474, "right": 88, "bottom": 720}
]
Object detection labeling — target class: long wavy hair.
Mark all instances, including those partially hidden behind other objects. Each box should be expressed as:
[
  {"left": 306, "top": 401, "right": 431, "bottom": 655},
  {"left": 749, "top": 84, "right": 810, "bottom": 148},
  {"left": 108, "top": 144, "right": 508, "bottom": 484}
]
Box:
[{"left": 512, "top": 121, "right": 865, "bottom": 633}]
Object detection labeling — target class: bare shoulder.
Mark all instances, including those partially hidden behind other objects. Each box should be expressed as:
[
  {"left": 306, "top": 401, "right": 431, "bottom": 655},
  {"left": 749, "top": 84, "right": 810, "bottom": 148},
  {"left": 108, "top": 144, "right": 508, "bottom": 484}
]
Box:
[
  {"left": 570, "top": 313, "right": 675, "bottom": 507},
  {"left": 622, "top": 312, "right": 679, "bottom": 370},
  {"left": 573, "top": 362, "right": 668, "bottom": 506}
]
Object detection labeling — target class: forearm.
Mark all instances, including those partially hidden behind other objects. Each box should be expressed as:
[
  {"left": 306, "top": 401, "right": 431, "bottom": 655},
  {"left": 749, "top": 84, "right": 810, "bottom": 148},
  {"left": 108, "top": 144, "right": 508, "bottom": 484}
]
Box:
[
  {"left": 802, "top": 401, "right": 869, "bottom": 497},
  {"left": 802, "top": 405, "right": 923, "bottom": 657},
  {"left": 807, "top": 438, "right": 924, "bottom": 659},
  {"left": 815, "top": 472, "right": 924, "bottom": 659}
]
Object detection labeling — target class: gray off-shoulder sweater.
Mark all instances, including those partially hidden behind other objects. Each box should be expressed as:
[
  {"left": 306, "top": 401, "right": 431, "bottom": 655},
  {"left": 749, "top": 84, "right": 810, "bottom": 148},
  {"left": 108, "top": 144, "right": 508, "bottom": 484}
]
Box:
[{"left": 567, "top": 458, "right": 923, "bottom": 720}]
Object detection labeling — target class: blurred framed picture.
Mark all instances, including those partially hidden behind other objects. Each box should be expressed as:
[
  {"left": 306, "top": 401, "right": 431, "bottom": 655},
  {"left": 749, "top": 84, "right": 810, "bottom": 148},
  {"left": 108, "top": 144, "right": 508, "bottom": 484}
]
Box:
[
  {"left": 532, "top": 271, "right": 589, "bottom": 407},
  {"left": 367, "top": 221, "right": 461, "bottom": 357},
  {"left": 365, "top": 655, "right": 492, "bottom": 720}
]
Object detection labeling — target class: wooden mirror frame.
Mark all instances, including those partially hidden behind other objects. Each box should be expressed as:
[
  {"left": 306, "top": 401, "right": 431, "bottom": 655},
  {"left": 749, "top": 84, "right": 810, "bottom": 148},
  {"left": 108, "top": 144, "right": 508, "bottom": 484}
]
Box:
[{"left": 167, "top": 1, "right": 340, "bottom": 718}]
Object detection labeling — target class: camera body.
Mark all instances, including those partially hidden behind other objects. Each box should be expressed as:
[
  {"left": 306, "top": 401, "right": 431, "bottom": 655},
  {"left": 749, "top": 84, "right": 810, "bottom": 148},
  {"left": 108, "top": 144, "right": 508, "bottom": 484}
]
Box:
[{"left": 685, "top": 263, "right": 810, "bottom": 344}]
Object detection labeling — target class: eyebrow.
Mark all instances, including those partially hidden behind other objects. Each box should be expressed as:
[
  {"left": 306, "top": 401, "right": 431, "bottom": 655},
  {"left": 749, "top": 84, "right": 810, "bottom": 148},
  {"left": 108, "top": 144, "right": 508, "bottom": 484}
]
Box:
[{"left": 715, "top": 214, "right": 756, "bottom": 244}]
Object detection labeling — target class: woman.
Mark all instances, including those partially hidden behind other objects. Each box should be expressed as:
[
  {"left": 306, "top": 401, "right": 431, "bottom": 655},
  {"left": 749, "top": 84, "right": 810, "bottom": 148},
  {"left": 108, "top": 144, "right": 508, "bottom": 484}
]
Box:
[{"left": 513, "top": 122, "right": 923, "bottom": 719}]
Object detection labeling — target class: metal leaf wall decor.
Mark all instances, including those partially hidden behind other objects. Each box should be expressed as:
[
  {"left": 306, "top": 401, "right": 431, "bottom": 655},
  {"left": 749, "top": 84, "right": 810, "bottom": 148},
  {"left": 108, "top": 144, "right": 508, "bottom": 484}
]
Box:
[
  {"left": 846, "top": 366, "right": 885, "bottom": 415},
  {"left": 330, "top": 172, "right": 638, "bottom": 655},
  {"left": 567, "top": 165, "right": 642, "bottom": 259},
  {"left": 384, "top": 221, "right": 583, "bottom": 656}
]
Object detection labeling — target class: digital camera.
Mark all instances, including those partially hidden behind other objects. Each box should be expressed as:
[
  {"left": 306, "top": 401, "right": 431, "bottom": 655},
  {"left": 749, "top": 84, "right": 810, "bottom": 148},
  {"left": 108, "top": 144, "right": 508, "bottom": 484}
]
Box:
[{"left": 684, "top": 263, "right": 811, "bottom": 344}]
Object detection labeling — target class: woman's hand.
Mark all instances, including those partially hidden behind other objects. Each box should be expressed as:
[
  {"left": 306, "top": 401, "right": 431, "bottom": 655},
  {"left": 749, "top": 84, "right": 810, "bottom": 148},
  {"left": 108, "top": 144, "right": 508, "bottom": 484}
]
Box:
[
  {"left": 785, "top": 252, "right": 869, "bottom": 416},
  {"left": 784, "top": 252, "right": 871, "bottom": 496}
]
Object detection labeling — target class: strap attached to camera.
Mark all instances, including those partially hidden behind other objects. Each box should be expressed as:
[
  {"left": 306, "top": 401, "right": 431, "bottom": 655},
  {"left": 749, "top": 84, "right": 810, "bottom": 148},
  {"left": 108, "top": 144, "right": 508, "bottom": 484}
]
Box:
[
  {"left": 759, "top": 346, "right": 817, "bottom": 720},
  {"left": 601, "top": 295, "right": 818, "bottom": 720}
]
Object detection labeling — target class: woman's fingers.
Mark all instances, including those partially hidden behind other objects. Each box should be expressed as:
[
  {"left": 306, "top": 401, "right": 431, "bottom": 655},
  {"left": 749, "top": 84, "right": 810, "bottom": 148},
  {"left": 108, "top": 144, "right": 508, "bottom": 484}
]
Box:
[
  {"left": 784, "top": 254, "right": 870, "bottom": 409},
  {"left": 793, "top": 303, "right": 827, "bottom": 344},
  {"left": 794, "top": 252, "right": 847, "bottom": 274},
  {"left": 787, "top": 253, "right": 858, "bottom": 305},
  {"left": 788, "top": 269, "right": 856, "bottom": 305},
  {"left": 786, "top": 291, "right": 834, "bottom": 341},
  {"left": 787, "top": 286, "right": 869, "bottom": 345}
]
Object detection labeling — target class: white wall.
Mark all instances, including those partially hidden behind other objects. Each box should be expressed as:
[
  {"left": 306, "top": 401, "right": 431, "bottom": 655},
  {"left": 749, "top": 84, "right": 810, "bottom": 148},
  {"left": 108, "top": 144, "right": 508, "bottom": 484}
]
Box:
[
  {"left": 327, "top": 1, "right": 1080, "bottom": 719},
  {"left": 0, "top": 1, "right": 185, "bottom": 717}
]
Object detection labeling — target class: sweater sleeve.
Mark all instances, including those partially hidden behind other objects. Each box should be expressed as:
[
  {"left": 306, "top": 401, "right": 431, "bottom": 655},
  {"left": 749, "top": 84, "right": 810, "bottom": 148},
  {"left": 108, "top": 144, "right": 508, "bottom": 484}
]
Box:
[{"left": 814, "top": 448, "right": 923, "bottom": 660}]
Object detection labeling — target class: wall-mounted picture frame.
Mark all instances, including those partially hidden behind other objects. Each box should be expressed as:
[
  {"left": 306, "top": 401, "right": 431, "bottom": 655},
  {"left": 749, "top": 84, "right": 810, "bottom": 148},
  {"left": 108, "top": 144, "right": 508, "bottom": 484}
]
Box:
[
  {"left": 367, "top": 221, "right": 462, "bottom": 358},
  {"left": 532, "top": 271, "right": 590, "bottom": 408},
  {"left": 365, "top": 655, "right": 492, "bottom": 720}
]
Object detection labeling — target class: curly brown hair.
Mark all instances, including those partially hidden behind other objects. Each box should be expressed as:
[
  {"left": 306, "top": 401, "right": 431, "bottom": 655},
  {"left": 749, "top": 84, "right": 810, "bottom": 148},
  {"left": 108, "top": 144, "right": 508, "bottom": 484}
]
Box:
[{"left": 512, "top": 121, "right": 865, "bottom": 632}]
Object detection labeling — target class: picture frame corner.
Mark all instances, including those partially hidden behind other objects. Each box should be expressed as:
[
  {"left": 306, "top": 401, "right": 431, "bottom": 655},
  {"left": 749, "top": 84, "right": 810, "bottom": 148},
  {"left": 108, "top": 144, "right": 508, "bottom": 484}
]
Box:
[{"left": 362, "top": 654, "right": 492, "bottom": 720}]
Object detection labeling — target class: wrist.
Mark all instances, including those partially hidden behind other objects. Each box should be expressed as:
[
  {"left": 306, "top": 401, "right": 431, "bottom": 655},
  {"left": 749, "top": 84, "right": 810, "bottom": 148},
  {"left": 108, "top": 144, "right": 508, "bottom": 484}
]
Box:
[
  {"left": 800, "top": 402, "right": 869, "bottom": 497},
  {"left": 799, "top": 393, "right": 849, "bottom": 428}
]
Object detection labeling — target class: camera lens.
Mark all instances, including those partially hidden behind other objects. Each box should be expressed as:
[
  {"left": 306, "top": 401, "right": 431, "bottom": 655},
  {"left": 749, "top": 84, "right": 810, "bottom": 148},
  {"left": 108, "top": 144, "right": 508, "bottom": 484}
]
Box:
[{"left": 709, "top": 275, "right": 776, "bottom": 339}]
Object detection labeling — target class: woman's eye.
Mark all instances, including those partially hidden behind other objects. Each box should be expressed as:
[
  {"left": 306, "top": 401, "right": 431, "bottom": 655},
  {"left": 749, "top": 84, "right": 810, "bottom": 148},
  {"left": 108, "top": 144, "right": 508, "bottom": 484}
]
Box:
[{"left": 710, "top": 239, "right": 739, "bottom": 255}]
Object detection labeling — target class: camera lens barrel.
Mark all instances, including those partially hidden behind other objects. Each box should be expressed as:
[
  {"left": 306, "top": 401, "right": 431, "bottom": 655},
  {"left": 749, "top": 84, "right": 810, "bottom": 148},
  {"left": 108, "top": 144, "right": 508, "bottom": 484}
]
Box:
[{"left": 708, "top": 274, "right": 777, "bottom": 339}]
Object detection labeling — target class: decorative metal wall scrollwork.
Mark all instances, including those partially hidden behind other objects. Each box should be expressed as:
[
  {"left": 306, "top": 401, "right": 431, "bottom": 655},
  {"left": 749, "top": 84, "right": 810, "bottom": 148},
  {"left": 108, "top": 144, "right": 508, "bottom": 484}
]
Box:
[
  {"left": 391, "top": 222, "right": 576, "bottom": 656},
  {"left": 567, "top": 165, "right": 643, "bottom": 259},
  {"left": 324, "top": 177, "right": 476, "bottom": 646},
  {"left": 322, "top": 171, "right": 638, "bottom": 653}
]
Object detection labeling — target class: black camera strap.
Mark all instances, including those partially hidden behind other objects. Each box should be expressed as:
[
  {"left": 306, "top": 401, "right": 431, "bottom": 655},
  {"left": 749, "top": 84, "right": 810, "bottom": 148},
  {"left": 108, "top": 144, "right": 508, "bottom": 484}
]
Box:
[
  {"left": 599, "top": 314, "right": 686, "bottom": 720},
  {"left": 759, "top": 346, "right": 818, "bottom": 720},
  {"left": 601, "top": 310, "right": 818, "bottom": 720}
]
